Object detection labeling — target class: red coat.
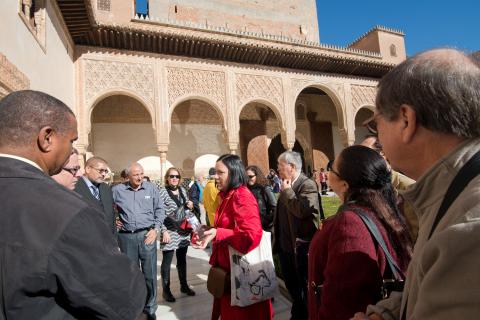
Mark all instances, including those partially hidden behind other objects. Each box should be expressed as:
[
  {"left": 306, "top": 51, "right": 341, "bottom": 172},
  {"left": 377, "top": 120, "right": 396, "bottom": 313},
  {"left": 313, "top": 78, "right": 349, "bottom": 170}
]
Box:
[
  {"left": 308, "top": 205, "right": 403, "bottom": 320},
  {"left": 210, "top": 185, "right": 273, "bottom": 320}
]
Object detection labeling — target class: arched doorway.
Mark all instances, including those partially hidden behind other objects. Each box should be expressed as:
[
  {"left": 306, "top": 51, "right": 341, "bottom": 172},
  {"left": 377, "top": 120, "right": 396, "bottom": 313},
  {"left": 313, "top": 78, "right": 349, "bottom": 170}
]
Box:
[
  {"left": 354, "top": 107, "right": 374, "bottom": 145},
  {"left": 239, "top": 102, "right": 282, "bottom": 175},
  {"left": 294, "top": 86, "right": 342, "bottom": 174},
  {"left": 268, "top": 135, "right": 305, "bottom": 173},
  {"left": 90, "top": 94, "right": 157, "bottom": 180},
  {"left": 169, "top": 99, "right": 227, "bottom": 178}
]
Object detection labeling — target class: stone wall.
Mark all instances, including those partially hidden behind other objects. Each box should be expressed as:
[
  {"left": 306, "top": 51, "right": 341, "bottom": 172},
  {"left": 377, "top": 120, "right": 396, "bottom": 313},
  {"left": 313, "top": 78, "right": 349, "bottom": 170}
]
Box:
[{"left": 0, "top": 1, "right": 75, "bottom": 107}]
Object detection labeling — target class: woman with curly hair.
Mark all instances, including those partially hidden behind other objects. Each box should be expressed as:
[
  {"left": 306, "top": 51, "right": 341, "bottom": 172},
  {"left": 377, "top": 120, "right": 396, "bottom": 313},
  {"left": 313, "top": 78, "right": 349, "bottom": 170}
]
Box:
[{"left": 308, "top": 145, "right": 413, "bottom": 320}]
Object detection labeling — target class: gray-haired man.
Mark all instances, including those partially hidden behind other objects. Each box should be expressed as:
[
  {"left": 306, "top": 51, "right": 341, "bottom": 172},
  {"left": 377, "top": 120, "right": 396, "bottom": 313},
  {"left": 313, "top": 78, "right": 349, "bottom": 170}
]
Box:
[
  {"left": 273, "top": 151, "right": 323, "bottom": 320},
  {"left": 353, "top": 49, "right": 480, "bottom": 320}
]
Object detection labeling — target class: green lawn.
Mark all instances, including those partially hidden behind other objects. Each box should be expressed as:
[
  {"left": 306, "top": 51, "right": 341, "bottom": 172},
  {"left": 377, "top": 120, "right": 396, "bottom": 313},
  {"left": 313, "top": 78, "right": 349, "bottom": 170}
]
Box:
[{"left": 321, "top": 194, "right": 341, "bottom": 218}]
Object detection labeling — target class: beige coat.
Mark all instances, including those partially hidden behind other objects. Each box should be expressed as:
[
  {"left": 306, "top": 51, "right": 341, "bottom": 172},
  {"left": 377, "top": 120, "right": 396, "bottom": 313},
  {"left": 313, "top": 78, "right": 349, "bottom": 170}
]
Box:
[{"left": 368, "top": 138, "right": 480, "bottom": 319}]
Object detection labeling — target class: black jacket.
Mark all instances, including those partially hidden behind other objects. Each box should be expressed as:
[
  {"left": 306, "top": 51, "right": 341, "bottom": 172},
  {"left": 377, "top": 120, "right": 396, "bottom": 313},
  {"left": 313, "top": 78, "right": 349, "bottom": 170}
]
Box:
[
  {"left": 74, "top": 177, "right": 116, "bottom": 234},
  {"left": 0, "top": 157, "right": 146, "bottom": 319},
  {"left": 248, "top": 184, "right": 277, "bottom": 231}
]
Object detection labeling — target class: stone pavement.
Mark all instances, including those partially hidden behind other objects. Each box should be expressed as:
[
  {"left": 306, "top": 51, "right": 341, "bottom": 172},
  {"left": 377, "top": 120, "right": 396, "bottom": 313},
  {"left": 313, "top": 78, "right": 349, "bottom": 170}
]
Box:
[{"left": 152, "top": 243, "right": 292, "bottom": 319}]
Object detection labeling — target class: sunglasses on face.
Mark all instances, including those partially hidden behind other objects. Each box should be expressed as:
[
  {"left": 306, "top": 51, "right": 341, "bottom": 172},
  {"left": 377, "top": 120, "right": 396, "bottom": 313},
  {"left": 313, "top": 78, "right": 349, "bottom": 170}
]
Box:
[
  {"left": 63, "top": 166, "right": 81, "bottom": 176},
  {"left": 169, "top": 175, "right": 180, "bottom": 179},
  {"left": 248, "top": 175, "right": 256, "bottom": 179}
]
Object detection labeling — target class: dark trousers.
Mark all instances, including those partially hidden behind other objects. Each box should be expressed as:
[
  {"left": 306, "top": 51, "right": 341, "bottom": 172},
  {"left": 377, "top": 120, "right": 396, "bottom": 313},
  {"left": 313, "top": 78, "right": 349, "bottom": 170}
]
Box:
[
  {"left": 118, "top": 231, "right": 157, "bottom": 316},
  {"left": 279, "top": 244, "right": 309, "bottom": 320},
  {"left": 321, "top": 182, "right": 328, "bottom": 194},
  {"left": 161, "top": 246, "right": 189, "bottom": 290}
]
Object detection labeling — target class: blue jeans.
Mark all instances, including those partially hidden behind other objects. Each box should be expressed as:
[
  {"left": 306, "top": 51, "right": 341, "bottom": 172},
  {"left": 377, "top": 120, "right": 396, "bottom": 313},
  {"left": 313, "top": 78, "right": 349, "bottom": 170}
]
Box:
[{"left": 118, "top": 231, "right": 157, "bottom": 315}]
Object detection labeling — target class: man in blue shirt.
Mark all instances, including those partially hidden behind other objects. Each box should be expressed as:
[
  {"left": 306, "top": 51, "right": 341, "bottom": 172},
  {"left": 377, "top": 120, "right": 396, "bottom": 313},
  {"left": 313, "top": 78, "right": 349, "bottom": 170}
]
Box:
[{"left": 113, "top": 163, "right": 165, "bottom": 320}]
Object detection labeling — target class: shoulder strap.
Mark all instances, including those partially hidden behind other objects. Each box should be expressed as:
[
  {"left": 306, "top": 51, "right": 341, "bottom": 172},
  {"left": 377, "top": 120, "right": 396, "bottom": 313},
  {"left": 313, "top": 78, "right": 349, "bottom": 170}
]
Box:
[
  {"left": 352, "top": 208, "right": 403, "bottom": 281},
  {"left": 428, "top": 150, "right": 480, "bottom": 240}
]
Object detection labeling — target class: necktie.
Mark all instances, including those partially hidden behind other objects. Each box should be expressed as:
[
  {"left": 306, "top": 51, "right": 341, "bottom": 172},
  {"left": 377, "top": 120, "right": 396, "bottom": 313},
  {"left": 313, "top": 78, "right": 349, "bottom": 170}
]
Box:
[{"left": 90, "top": 185, "right": 100, "bottom": 200}]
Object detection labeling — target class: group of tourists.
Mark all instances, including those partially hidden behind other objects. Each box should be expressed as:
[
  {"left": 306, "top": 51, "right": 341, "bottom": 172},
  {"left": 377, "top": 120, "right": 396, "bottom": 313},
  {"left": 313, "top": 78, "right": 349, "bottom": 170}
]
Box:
[{"left": 1, "top": 47, "right": 480, "bottom": 320}]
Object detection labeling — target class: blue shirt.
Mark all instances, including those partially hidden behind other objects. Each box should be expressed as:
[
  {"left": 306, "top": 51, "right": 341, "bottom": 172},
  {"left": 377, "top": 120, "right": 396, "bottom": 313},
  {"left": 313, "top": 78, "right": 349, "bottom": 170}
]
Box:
[{"left": 112, "top": 181, "right": 164, "bottom": 231}]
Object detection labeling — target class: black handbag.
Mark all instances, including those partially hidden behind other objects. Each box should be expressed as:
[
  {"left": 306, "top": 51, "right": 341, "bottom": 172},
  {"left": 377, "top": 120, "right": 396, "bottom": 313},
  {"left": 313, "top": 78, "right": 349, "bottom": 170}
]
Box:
[{"left": 352, "top": 208, "right": 404, "bottom": 299}]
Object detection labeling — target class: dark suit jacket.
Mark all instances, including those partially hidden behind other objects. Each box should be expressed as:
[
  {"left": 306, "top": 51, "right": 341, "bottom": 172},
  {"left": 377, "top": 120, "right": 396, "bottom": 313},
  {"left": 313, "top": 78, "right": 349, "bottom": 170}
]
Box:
[
  {"left": 0, "top": 157, "right": 146, "bottom": 319},
  {"left": 74, "top": 177, "right": 116, "bottom": 234},
  {"left": 273, "top": 173, "right": 324, "bottom": 253}
]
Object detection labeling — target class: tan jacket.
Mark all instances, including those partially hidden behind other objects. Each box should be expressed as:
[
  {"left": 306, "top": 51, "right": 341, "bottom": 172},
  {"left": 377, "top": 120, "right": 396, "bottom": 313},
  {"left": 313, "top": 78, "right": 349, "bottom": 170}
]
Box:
[
  {"left": 368, "top": 138, "right": 480, "bottom": 319},
  {"left": 391, "top": 170, "right": 418, "bottom": 241}
]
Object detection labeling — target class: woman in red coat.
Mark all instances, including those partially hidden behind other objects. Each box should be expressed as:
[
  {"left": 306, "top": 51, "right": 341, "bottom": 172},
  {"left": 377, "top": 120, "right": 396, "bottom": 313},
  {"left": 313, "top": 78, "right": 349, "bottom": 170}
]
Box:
[
  {"left": 308, "top": 146, "right": 413, "bottom": 320},
  {"left": 194, "top": 154, "right": 273, "bottom": 320}
]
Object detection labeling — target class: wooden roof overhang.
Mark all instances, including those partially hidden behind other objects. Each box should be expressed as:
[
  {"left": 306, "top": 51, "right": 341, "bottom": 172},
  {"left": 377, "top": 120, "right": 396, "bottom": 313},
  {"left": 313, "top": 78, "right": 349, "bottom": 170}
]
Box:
[{"left": 57, "top": 1, "right": 394, "bottom": 78}]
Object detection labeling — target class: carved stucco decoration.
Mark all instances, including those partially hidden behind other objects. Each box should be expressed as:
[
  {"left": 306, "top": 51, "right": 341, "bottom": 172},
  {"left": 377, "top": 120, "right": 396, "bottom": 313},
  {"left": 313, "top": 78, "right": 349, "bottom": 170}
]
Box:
[
  {"left": 166, "top": 67, "right": 226, "bottom": 112},
  {"left": 0, "top": 53, "right": 30, "bottom": 97},
  {"left": 84, "top": 59, "right": 154, "bottom": 107},
  {"left": 236, "top": 74, "right": 284, "bottom": 112},
  {"left": 351, "top": 84, "right": 377, "bottom": 110}
]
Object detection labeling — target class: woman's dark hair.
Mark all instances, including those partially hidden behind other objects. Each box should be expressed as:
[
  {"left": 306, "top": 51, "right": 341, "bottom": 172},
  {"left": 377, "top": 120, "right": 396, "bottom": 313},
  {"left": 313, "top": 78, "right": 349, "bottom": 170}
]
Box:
[
  {"left": 337, "top": 145, "right": 413, "bottom": 270},
  {"left": 164, "top": 167, "right": 182, "bottom": 186},
  {"left": 246, "top": 165, "right": 268, "bottom": 187},
  {"left": 217, "top": 154, "right": 248, "bottom": 191}
]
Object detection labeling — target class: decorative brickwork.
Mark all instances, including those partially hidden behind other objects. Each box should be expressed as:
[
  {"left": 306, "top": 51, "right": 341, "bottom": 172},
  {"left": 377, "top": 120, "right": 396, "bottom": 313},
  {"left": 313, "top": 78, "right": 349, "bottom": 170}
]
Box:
[
  {"left": 84, "top": 59, "right": 154, "bottom": 106},
  {"left": 166, "top": 67, "right": 226, "bottom": 112},
  {"left": 351, "top": 84, "right": 377, "bottom": 110},
  {"left": 97, "top": 0, "right": 110, "bottom": 11},
  {"left": 236, "top": 74, "right": 284, "bottom": 111},
  {"left": 0, "top": 53, "right": 30, "bottom": 98}
]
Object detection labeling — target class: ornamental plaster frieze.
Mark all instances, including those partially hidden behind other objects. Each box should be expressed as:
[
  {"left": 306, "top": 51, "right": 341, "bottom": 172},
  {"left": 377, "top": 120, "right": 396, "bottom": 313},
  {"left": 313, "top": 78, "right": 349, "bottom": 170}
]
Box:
[
  {"left": 166, "top": 67, "right": 226, "bottom": 112},
  {"left": 351, "top": 84, "right": 377, "bottom": 110},
  {"left": 83, "top": 59, "right": 154, "bottom": 107},
  {"left": 0, "top": 53, "right": 30, "bottom": 95},
  {"left": 291, "top": 78, "right": 344, "bottom": 103},
  {"left": 235, "top": 74, "right": 284, "bottom": 111}
]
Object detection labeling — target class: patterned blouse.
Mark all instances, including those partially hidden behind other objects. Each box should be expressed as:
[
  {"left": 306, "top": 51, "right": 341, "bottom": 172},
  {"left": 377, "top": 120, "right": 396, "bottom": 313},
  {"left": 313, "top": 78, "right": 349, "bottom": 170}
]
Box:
[{"left": 159, "top": 186, "right": 191, "bottom": 251}]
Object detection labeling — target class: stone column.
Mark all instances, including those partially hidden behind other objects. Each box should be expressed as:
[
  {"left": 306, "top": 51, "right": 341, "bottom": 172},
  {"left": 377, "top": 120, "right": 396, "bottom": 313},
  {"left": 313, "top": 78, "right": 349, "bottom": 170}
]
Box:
[
  {"left": 75, "top": 143, "right": 88, "bottom": 170},
  {"left": 157, "top": 144, "right": 168, "bottom": 185},
  {"left": 228, "top": 142, "right": 238, "bottom": 155}
]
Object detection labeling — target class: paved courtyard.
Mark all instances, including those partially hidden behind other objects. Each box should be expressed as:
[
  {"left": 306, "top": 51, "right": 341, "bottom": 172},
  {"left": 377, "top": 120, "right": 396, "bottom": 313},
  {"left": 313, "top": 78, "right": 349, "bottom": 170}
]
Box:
[{"left": 153, "top": 243, "right": 292, "bottom": 319}]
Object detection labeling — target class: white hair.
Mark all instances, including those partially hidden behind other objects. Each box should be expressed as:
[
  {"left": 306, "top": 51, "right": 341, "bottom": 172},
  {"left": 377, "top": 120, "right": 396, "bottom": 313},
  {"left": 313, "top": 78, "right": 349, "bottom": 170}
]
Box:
[
  {"left": 124, "top": 162, "right": 143, "bottom": 176},
  {"left": 278, "top": 151, "right": 302, "bottom": 172}
]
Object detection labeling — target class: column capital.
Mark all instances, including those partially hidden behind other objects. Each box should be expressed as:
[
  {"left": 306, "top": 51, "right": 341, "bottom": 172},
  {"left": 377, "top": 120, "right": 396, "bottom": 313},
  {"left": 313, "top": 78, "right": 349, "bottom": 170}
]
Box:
[
  {"left": 156, "top": 144, "right": 168, "bottom": 153},
  {"left": 228, "top": 142, "right": 238, "bottom": 154}
]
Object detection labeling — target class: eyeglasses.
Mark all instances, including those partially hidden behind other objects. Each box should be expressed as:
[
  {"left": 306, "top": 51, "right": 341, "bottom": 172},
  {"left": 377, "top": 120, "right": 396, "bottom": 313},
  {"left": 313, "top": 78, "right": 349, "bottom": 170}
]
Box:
[
  {"left": 169, "top": 175, "right": 180, "bottom": 179},
  {"left": 91, "top": 167, "right": 109, "bottom": 175},
  {"left": 63, "top": 166, "right": 81, "bottom": 176},
  {"left": 330, "top": 168, "right": 342, "bottom": 179},
  {"left": 248, "top": 175, "right": 256, "bottom": 179},
  {"left": 363, "top": 115, "right": 378, "bottom": 134}
]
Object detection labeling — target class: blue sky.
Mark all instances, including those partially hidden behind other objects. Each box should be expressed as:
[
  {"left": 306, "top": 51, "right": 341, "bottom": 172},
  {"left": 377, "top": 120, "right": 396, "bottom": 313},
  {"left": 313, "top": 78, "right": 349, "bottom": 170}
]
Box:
[{"left": 316, "top": 0, "right": 479, "bottom": 56}]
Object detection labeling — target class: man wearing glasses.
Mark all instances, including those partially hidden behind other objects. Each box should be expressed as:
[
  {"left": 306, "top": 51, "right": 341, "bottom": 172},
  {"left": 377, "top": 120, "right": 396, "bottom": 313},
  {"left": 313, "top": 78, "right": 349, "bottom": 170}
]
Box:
[
  {"left": 51, "top": 148, "right": 83, "bottom": 190},
  {"left": 74, "top": 156, "right": 116, "bottom": 235}
]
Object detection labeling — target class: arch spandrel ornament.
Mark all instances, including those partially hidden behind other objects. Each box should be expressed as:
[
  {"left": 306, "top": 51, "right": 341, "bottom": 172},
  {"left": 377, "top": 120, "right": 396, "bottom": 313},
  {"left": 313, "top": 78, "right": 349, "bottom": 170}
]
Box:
[
  {"left": 351, "top": 85, "right": 377, "bottom": 111},
  {"left": 235, "top": 74, "right": 285, "bottom": 115},
  {"left": 84, "top": 59, "right": 155, "bottom": 108},
  {"left": 166, "top": 67, "right": 226, "bottom": 115}
]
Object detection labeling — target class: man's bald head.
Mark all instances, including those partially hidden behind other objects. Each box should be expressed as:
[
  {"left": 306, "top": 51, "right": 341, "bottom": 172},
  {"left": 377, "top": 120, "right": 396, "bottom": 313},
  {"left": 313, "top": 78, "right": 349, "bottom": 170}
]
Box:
[
  {"left": 376, "top": 48, "right": 480, "bottom": 138},
  {"left": 0, "top": 90, "right": 75, "bottom": 148}
]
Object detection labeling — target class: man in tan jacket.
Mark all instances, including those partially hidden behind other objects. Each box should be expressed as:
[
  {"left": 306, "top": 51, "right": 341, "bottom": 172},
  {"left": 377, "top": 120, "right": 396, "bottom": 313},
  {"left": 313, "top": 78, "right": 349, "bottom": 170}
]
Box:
[{"left": 352, "top": 49, "right": 480, "bottom": 319}]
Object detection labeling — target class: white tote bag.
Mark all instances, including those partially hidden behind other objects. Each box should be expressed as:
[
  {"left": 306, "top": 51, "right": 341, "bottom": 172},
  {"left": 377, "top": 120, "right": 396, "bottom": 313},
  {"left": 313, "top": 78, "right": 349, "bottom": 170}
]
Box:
[{"left": 229, "top": 231, "right": 278, "bottom": 307}]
